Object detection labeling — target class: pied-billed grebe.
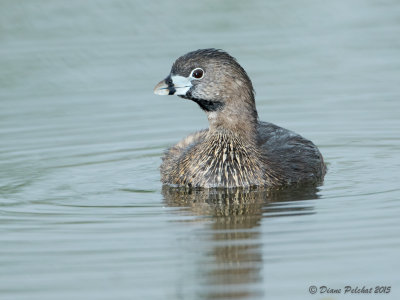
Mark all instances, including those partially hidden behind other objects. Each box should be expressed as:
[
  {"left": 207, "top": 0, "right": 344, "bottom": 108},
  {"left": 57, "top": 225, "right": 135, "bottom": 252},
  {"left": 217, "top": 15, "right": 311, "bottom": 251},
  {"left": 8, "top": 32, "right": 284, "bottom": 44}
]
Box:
[{"left": 154, "top": 49, "right": 326, "bottom": 188}]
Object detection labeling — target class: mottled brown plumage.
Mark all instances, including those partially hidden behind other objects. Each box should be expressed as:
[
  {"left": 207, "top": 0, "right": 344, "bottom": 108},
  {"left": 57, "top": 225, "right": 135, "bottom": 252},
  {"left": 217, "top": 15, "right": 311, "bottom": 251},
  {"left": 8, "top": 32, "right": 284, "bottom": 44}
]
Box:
[{"left": 154, "top": 49, "right": 326, "bottom": 188}]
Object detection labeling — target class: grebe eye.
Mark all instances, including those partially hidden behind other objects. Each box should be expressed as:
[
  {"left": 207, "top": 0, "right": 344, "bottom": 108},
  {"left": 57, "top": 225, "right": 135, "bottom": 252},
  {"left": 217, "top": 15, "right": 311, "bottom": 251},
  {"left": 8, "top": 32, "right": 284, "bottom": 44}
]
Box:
[{"left": 191, "top": 68, "right": 204, "bottom": 79}]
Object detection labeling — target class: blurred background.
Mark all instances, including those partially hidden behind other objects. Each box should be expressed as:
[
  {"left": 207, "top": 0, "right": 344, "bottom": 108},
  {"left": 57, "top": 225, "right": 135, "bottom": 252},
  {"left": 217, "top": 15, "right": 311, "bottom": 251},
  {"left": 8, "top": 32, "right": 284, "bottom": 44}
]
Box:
[{"left": 1, "top": 0, "right": 400, "bottom": 299}]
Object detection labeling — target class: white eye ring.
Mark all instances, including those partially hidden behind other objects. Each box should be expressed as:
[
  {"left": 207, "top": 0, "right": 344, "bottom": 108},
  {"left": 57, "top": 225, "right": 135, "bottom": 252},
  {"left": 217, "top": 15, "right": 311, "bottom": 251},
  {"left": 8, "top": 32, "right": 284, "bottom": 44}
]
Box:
[{"left": 190, "top": 68, "right": 204, "bottom": 79}]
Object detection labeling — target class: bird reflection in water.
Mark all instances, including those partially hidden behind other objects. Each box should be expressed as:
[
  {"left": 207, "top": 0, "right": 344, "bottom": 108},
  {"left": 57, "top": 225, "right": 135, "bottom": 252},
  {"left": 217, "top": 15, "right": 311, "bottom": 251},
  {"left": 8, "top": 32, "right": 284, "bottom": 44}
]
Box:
[{"left": 162, "top": 184, "right": 321, "bottom": 300}]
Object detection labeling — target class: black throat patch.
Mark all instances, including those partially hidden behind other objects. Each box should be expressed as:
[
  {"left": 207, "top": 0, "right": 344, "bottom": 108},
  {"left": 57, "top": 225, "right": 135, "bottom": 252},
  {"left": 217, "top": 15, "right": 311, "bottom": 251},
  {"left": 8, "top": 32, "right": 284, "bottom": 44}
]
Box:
[{"left": 180, "top": 92, "right": 224, "bottom": 112}]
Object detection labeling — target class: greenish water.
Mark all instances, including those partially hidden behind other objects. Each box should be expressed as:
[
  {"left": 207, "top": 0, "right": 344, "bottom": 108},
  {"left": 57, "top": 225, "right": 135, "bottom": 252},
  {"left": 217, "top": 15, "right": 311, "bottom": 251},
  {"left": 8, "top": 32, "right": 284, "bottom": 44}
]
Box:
[{"left": 1, "top": 1, "right": 400, "bottom": 299}]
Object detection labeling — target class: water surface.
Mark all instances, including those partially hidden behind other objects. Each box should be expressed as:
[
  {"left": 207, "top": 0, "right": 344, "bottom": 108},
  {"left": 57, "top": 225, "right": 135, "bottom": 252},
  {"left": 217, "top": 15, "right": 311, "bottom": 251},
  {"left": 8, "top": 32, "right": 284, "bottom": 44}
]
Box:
[{"left": 1, "top": 1, "right": 400, "bottom": 299}]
